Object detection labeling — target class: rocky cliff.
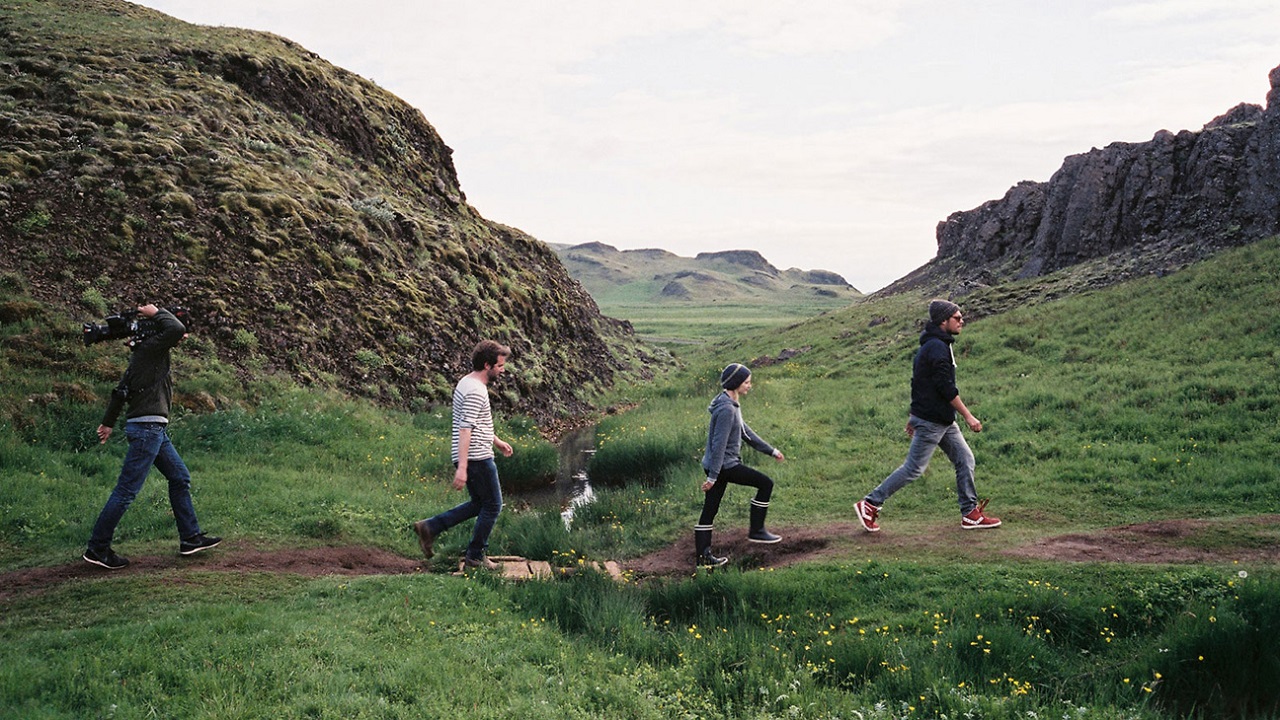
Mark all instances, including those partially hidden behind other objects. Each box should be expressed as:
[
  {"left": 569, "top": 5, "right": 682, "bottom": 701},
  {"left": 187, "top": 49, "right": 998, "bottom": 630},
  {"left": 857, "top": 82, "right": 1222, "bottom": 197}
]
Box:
[
  {"left": 0, "top": 0, "right": 656, "bottom": 418},
  {"left": 906, "top": 64, "right": 1280, "bottom": 291}
]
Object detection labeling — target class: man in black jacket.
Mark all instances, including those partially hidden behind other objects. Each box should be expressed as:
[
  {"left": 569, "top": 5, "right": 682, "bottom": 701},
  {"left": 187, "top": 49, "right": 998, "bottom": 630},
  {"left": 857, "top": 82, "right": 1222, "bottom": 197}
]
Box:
[
  {"left": 84, "top": 304, "right": 220, "bottom": 569},
  {"left": 853, "top": 299, "right": 1001, "bottom": 533}
]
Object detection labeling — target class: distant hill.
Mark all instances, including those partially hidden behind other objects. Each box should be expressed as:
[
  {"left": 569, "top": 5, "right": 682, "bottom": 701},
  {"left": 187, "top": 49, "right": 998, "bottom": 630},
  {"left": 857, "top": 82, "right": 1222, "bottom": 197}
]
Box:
[
  {"left": 0, "top": 0, "right": 656, "bottom": 419},
  {"left": 550, "top": 242, "right": 862, "bottom": 306}
]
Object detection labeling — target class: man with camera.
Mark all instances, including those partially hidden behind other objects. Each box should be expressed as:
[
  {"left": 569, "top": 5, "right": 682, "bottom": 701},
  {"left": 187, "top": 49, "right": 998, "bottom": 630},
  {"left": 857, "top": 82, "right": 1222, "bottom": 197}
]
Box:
[{"left": 83, "top": 304, "right": 220, "bottom": 569}]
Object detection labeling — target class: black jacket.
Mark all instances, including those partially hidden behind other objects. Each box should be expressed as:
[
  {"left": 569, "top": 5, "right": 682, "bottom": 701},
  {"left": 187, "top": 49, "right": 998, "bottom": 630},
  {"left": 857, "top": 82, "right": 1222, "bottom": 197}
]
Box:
[
  {"left": 909, "top": 323, "right": 960, "bottom": 425},
  {"left": 101, "top": 309, "right": 185, "bottom": 427}
]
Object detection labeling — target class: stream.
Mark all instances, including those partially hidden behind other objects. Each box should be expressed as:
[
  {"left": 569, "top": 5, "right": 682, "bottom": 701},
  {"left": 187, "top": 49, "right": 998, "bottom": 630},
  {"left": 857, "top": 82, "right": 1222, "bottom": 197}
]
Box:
[
  {"left": 554, "top": 424, "right": 597, "bottom": 530},
  {"left": 512, "top": 424, "right": 598, "bottom": 530}
]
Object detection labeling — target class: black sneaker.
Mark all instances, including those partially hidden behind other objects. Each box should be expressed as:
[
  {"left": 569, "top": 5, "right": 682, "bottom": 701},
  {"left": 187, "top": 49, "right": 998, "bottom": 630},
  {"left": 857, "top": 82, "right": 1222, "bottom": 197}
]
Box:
[
  {"left": 179, "top": 533, "right": 222, "bottom": 556},
  {"left": 83, "top": 547, "right": 129, "bottom": 570}
]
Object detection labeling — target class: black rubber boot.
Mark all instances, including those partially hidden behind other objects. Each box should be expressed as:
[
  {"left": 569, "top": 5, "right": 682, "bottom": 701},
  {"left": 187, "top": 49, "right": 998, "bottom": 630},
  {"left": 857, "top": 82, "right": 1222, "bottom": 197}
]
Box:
[
  {"left": 694, "top": 526, "right": 728, "bottom": 567},
  {"left": 747, "top": 502, "right": 782, "bottom": 543}
]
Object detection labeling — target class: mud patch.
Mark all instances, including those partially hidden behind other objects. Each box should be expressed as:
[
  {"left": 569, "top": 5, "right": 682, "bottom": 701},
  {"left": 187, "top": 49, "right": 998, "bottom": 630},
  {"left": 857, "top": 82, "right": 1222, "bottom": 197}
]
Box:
[
  {"left": 626, "top": 525, "right": 845, "bottom": 577},
  {"left": 625, "top": 516, "right": 1280, "bottom": 577},
  {"left": 1002, "top": 515, "right": 1280, "bottom": 564},
  {"left": 0, "top": 545, "right": 423, "bottom": 602}
]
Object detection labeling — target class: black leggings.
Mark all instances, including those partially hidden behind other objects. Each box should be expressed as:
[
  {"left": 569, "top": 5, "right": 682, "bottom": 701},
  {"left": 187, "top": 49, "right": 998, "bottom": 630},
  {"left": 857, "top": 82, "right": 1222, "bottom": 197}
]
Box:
[{"left": 698, "top": 464, "right": 774, "bottom": 526}]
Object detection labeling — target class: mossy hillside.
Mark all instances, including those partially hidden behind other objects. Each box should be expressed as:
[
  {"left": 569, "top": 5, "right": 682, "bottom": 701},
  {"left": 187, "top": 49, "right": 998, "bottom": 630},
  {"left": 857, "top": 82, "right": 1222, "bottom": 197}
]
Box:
[{"left": 0, "top": 0, "right": 656, "bottom": 418}]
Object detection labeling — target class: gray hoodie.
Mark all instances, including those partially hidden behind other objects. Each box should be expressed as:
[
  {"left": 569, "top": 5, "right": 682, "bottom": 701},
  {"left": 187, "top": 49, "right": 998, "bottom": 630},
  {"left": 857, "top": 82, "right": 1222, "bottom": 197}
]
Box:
[{"left": 700, "top": 391, "right": 776, "bottom": 483}]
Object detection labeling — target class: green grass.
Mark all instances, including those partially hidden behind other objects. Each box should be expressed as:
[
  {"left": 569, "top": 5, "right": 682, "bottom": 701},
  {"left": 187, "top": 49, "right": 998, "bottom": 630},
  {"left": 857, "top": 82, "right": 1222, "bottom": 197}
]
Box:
[
  {"left": 596, "top": 299, "right": 851, "bottom": 347},
  {"left": 3, "top": 239, "right": 1280, "bottom": 718},
  {"left": 2, "top": 562, "right": 1275, "bottom": 718},
  {"left": 0, "top": 382, "right": 557, "bottom": 572},
  {"left": 1, "top": 572, "right": 700, "bottom": 719}
]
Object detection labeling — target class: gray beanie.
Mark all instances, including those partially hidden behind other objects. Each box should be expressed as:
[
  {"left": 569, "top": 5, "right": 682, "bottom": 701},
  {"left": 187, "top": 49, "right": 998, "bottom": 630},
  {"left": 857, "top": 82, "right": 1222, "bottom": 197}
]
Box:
[
  {"left": 929, "top": 299, "right": 960, "bottom": 326},
  {"left": 720, "top": 363, "right": 751, "bottom": 390}
]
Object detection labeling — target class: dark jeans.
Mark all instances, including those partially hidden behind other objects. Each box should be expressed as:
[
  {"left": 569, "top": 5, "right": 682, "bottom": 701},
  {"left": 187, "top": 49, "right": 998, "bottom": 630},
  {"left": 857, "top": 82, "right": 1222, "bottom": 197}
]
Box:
[
  {"left": 425, "top": 458, "right": 503, "bottom": 561},
  {"left": 697, "top": 463, "right": 774, "bottom": 526},
  {"left": 88, "top": 422, "right": 201, "bottom": 552}
]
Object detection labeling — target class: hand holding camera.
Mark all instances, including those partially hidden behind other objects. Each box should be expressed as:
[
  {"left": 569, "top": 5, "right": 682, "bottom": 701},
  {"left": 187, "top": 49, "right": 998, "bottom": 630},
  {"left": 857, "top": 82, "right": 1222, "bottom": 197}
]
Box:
[{"left": 82, "top": 306, "right": 189, "bottom": 347}]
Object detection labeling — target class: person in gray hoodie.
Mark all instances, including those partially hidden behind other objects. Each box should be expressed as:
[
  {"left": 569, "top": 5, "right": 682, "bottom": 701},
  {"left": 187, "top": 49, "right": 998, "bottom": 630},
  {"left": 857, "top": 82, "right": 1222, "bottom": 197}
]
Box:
[{"left": 695, "top": 363, "right": 786, "bottom": 567}]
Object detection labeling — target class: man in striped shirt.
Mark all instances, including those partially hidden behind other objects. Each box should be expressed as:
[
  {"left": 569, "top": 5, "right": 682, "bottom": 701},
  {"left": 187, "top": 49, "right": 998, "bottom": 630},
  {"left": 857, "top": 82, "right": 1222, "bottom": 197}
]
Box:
[{"left": 413, "top": 340, "right": 514, "bottom": 569}]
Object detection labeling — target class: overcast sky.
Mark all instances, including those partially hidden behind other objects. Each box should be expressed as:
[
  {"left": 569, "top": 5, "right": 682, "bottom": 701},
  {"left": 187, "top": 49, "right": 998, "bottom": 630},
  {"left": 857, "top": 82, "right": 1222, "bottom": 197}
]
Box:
[{"left": 133, "top": 1, "right": 1278, "bottom": 292}]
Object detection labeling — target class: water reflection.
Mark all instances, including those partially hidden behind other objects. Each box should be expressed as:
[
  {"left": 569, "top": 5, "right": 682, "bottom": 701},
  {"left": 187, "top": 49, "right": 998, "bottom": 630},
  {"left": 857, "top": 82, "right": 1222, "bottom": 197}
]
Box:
[{"left": 553, "top": 425, "right": 597, "bottom": 530}]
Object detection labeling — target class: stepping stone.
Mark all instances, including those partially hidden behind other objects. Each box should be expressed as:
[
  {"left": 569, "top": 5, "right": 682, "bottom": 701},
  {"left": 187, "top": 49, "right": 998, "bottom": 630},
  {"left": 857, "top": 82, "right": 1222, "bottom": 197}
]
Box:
[
  {"left": 447, "top": 556, "right": 620, "bottom": 581},
  {"left": 501, "top": 561, "right": 532, "bottom": 580}
]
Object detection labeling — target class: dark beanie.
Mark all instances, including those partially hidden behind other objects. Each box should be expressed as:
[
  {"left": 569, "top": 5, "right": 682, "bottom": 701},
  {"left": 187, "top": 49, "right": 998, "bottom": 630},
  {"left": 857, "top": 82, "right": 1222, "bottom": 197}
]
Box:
[
  {"left": 720, "top": 363, "right": 751, "bottom": 390},
  {"left": 929, "top": 299, "right": 960, "bottom": 325}
]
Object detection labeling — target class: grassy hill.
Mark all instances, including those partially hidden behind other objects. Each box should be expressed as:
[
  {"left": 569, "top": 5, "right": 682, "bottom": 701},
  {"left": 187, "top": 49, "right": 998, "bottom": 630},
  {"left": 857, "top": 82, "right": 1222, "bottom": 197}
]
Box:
[
  {"left": 550, "top": 242, "right": 863, "bottom": 345},
  {"left": 3, "top": 236, "right": 1278, "bottom": 718},
  {"left": 0, "top": 0, "right": 655, "bottom": 420}
]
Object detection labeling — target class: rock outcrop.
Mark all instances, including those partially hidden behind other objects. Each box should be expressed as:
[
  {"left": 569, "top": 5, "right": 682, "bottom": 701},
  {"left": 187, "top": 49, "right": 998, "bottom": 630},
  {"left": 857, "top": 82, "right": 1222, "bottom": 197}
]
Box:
[{"left": 932, "top": 64, "right": 1280, "bottom": 284}]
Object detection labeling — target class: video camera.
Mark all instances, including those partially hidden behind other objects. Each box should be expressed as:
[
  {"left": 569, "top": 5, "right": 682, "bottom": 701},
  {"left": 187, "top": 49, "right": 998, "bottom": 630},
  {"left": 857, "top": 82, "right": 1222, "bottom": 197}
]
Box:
[{"left": 82, "top": 307, "right": 191, "bottom": 347}]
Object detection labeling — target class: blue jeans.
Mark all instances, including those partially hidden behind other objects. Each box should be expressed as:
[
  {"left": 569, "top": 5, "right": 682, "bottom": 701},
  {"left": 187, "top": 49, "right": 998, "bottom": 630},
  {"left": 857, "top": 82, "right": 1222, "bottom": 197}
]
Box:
[
  {"left": 424, "top": 458, "right": 503, "bottom": 561},
  {"left": 865, "top": 416, "right": 978, "bottom": 514},
  {"left": 88, "top": 422, "right": 202, "bottom": 552}
]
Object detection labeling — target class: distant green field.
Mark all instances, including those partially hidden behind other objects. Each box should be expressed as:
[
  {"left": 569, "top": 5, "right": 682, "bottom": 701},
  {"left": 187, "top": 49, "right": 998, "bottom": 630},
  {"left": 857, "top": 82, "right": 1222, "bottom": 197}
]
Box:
[{"left": 599, "top": 298, "right": 855, "bottom": 346}]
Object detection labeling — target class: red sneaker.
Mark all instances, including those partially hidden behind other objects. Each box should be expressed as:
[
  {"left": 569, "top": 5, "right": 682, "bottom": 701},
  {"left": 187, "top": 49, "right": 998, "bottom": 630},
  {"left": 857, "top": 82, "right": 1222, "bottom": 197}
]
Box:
[
  {"left": 854, "top": 500, "right": 881, "bottom": 533},
  {"left": 962, "top": 499, "right": 1001, "bottom": 530}
]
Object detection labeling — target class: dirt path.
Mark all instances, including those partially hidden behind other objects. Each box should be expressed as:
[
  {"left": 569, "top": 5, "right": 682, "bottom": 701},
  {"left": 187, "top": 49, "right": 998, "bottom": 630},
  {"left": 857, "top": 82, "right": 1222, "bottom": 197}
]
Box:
[
  {"left": 1003, "top": 515, "right": 1280, "bottom": 564},
  {"left": 4, "top": 516, "right": 1277, "bottom": 602},
  {"left": 0, "top": 546, "right": 424, "bottom": 602},
  {"left": 626, "top": 515, "right": 1280, "bottom": 575}
]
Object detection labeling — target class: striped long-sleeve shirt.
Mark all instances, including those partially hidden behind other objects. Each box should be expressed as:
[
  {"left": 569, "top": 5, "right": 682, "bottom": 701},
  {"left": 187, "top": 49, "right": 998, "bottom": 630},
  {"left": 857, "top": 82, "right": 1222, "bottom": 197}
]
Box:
[{"left": 451, "top": 375, "right": 494, "bottom": 464}]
